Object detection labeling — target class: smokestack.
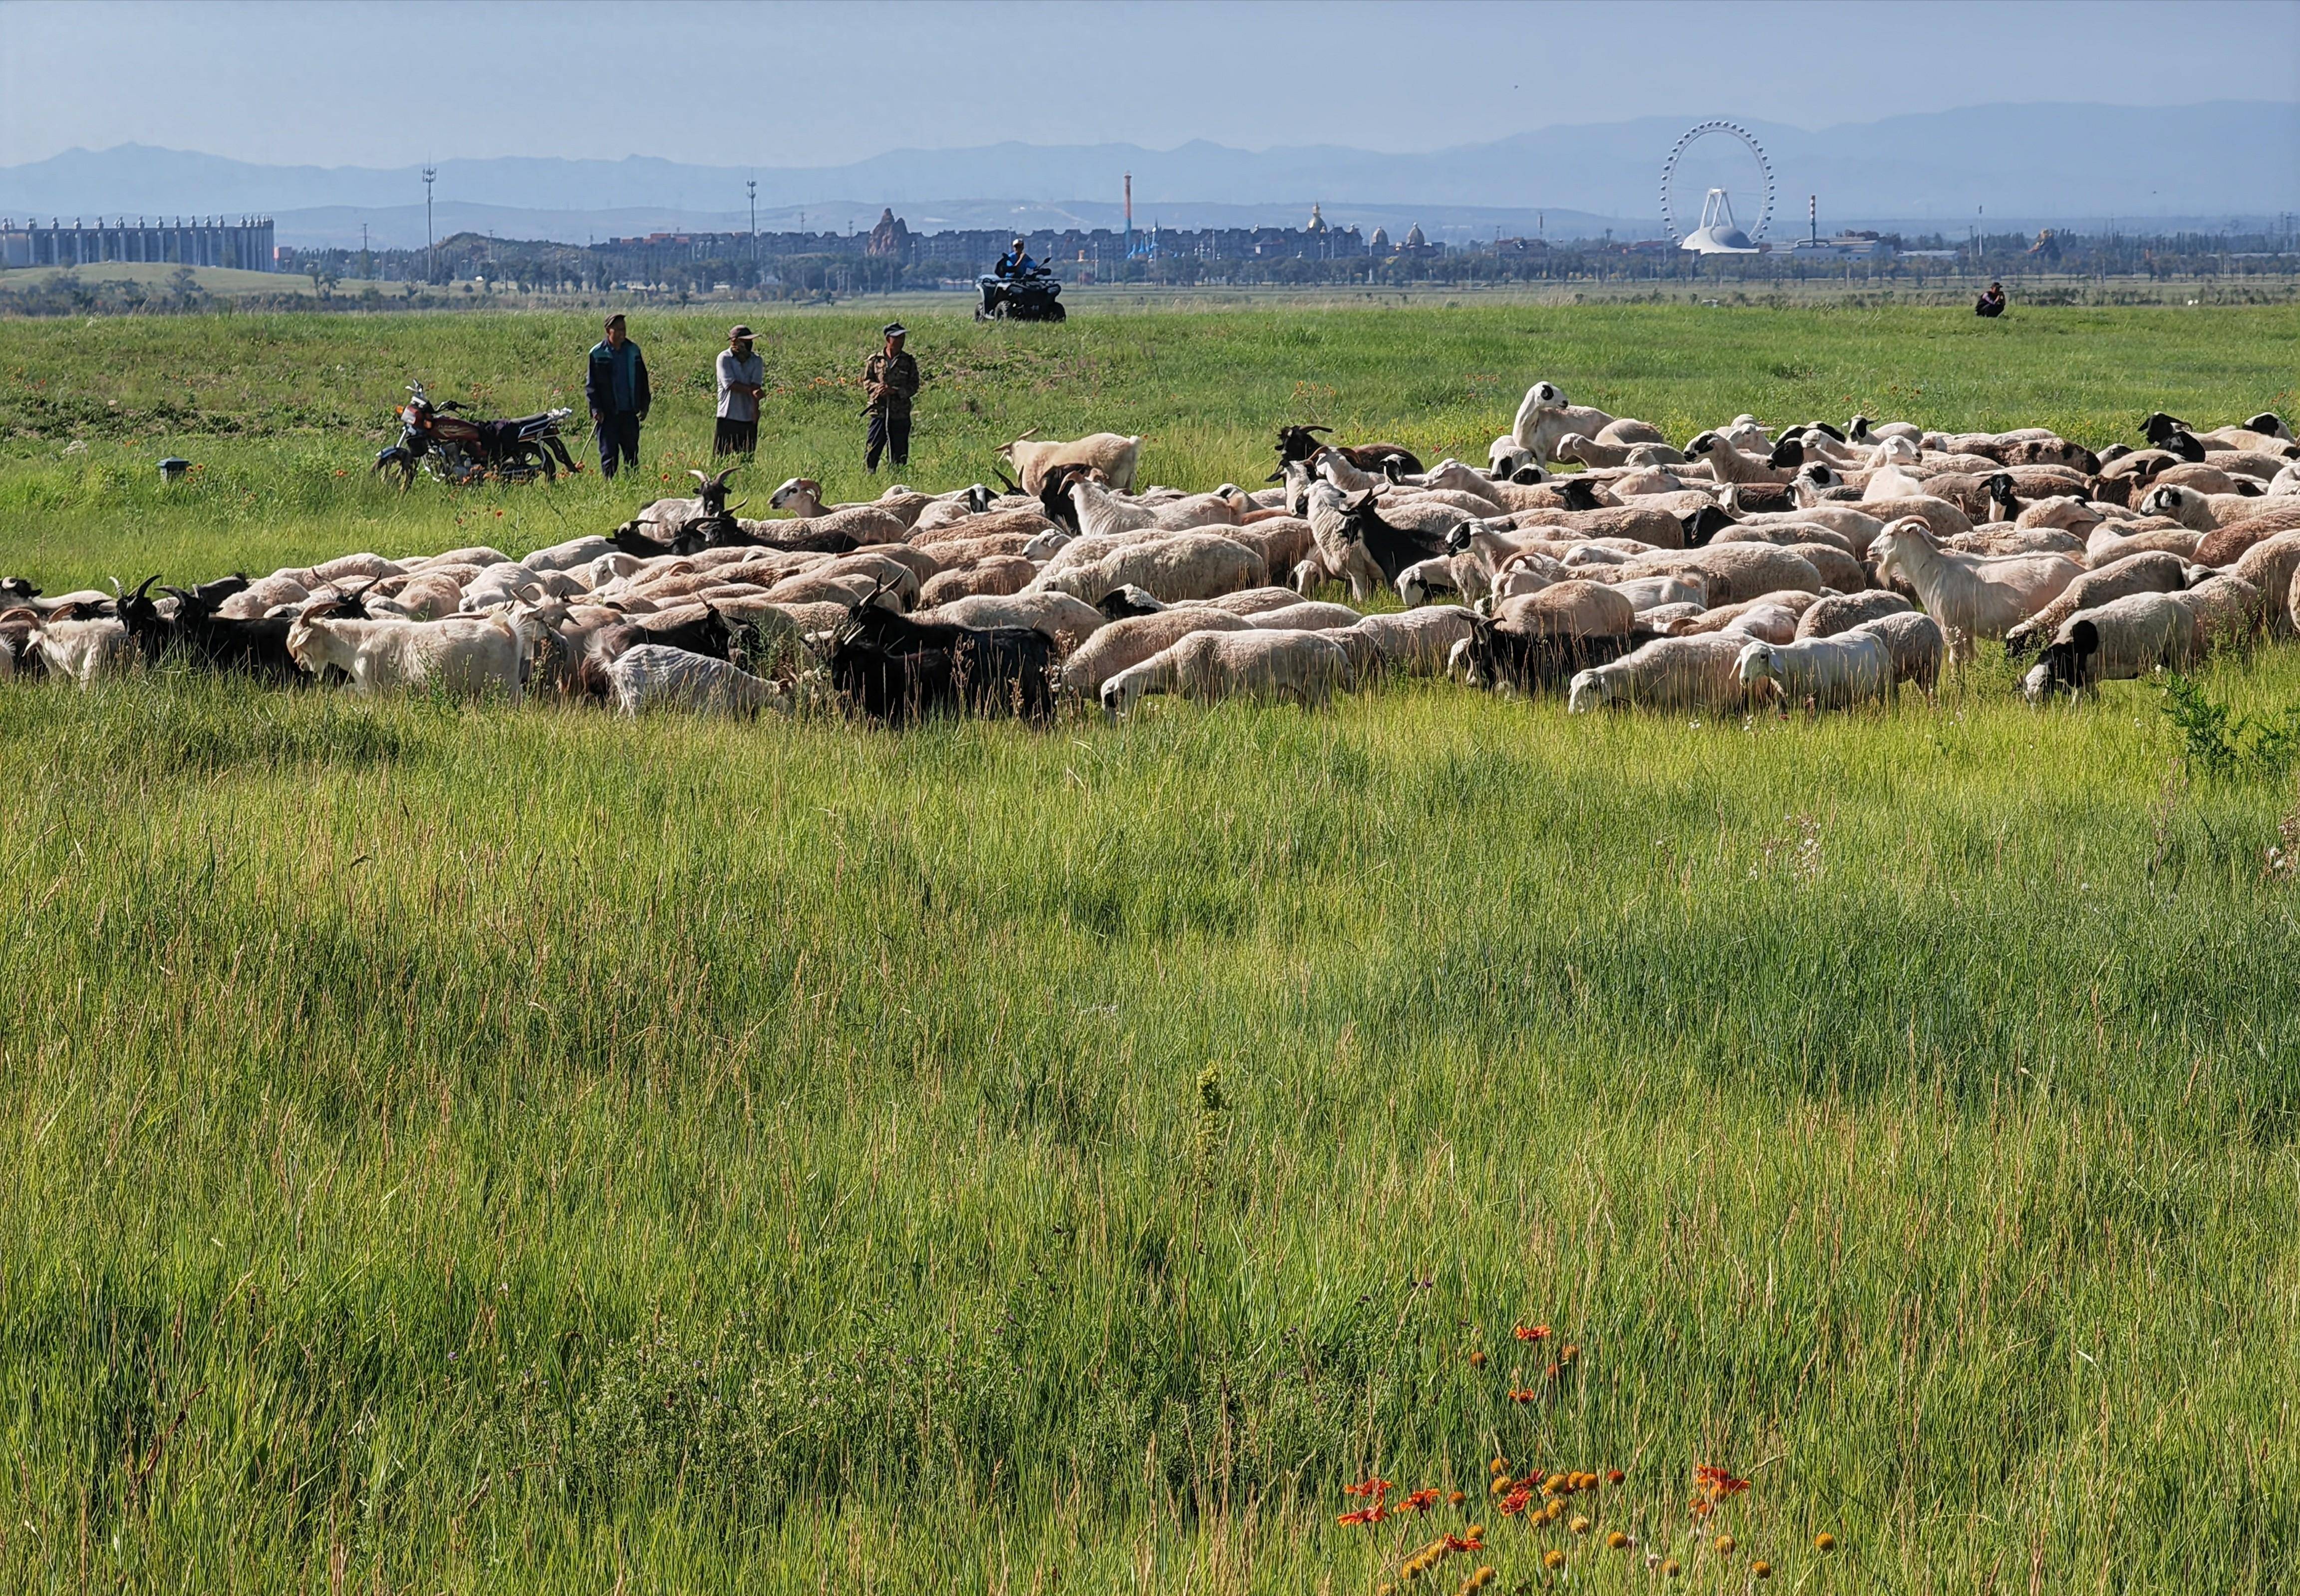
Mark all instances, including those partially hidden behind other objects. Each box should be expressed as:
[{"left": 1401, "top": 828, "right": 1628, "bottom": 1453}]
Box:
[
  {"left": 1809, "top": 194, "right": 1817, "bottom": 245},
  {"left": 1125, "top": 172, "right": 1133, "bottom": 233}
]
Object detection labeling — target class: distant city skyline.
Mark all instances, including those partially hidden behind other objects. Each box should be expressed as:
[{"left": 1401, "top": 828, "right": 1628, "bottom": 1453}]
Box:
[{"left": 3, "top": 0, "right": 2295, "bottom": 171}]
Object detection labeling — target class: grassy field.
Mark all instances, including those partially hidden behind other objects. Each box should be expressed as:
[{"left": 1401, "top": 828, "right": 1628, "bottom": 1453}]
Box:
[{"left": 2, "top": 304, "right": 2298, "bottom": 1593}]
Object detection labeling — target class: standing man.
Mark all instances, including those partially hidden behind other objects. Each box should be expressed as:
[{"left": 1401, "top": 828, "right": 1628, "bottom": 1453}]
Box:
[
  {"left": 584, "top": 312, "right": 651, "bottom": 479},
  {"left": 862, "top": 321, "right": 919, "bottom": 475},
  {"left": 715, "top": 324, "right": 765, "bottom": 458}
]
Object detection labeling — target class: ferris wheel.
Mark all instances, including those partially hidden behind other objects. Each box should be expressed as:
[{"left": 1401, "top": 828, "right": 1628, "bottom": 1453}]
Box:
[{"left": 1660, "top": 121, "right": 1775, "bottom": 250}]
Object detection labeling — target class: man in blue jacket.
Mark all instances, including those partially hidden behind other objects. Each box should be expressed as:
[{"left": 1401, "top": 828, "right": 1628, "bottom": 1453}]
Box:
[{"left": 583, "top": 312, "right": 651, "bottom": 478}]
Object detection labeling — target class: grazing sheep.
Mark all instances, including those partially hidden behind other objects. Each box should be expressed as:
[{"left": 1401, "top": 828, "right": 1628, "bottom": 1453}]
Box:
[
  {"left": 2021, "top": 592, "right": 2198, "bottom": 701},
  {"left": 1796, "top": 591, "right": 1913, "bottom": 639},
  {"left": 1059, "top": 609, "right": 1256, "bottom": 695},
  {"left": 921, "top": 591, "right": 1109, "bottom": 648},
  {"left": 2139, "top": 483, "right": 2288, "bottom": 532},
  {"left": 1189, "top": 587, "right": 1316, "bottom": 617},
  {"left": 1850, "top": 611, "right": 1947, "bottom": 695},
  {"left": 998, "top": 431, "right": 1144, "bottom": 494},
  {"left": 1028, "top": 530, "right": 1267, "bottom": 605},
  {"left": 1608, "top": 574, "right": 1708, "bottom": 613},
  {"left": 1871, "top": 518, "right": 2082, "bottom": 661},
  {"left": 26, "top": 616, "right": 135, "bottom": 686},
  {"left": 286, "top": 609, "right": 528, "bottom": 700},
  {"left": 1736, "top": 632, "right": 1894, "bottom": 711},
  {"left": 2230, "top": 530, "right": 2300, "bottom": 636},
  {"left": 1101, "top": 628, "right": 1353, "bottom": 715},
  {"left": 1613, "top": 543, "right": 1824, "bottom": 607},
  {"left": 1565, "top": 635, "right": 1750, "bottom": 715},
  {"left": 2002, "top": 551, "right": 2189, "bottom": 657},
  {"left": 2165, "top": 574, "right": 2264, "bottom": 654},
  {"left": 918, "top": 556, "right": 1039, "bottom": 606},
  {"left": 1674, "top": 589, "right": 1825, "bottom": 636},
  {"left": 607, "top": 645, "right": 788, "bottom": 716},
  {"left": 1247, "top": 600, "right": 1362, "bottom": 631},
  {"left": 1338, "top": 606, "right": 1480, "bottom": 675}
]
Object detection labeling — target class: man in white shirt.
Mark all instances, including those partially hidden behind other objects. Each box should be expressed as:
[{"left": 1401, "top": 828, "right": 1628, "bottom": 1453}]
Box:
[{"left": 714, "top": 325, "right": 765, "bottom": 457}]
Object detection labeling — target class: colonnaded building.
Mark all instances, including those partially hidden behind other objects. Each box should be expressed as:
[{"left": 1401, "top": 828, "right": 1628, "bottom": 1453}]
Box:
[{"left": 0, "top": 216, "right": 278, "bottom": 271}]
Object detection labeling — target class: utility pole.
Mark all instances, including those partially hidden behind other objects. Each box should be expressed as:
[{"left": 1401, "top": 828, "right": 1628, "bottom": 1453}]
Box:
[
  {"left": 422, "top": 165, "right": 437, "bottom": 283},
  {"left": 747, "top": 177, "right": 757, "bottom": 272}
]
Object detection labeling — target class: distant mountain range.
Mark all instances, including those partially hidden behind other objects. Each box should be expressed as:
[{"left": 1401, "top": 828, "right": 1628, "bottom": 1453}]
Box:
[{"left": 3, "top": 102, "right": 2291, "bottom": 250}]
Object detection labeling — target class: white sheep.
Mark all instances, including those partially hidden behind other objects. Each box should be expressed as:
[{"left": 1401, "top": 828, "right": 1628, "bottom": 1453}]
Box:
[
  {"left": 1735, "top": 632, "right": 1894, "bottom": 712},
  {"left": 918, "top": 591, "right": 1109, "bottom": 648},
  {"left": 1338, "top": 606, "right": 1479, "bottom": 676},
  {"left": 1059, "top": 610, "right": 1255, "bottom": 695},
  {"left": 1101, "top": 628, "right": 1353, "bottom": 715},
  {"left": 1565, "top": 635, "right": 1751, "bottom": 715},
  {"left": 998, "top": 432, "right": 1144, "bottom": 494},
  {"left": 2020, "top": 591, "right": 2199, "bottom": 701},
  {"left": 1510, "top": 382, "right": 1620, "bottom": 466},
  {"left": 1850, "top": 611, "right": 1947, "bottom": 694},
  {"left": 607, "top": 645, "right": 788, "bottom": 716},
  {"left": 27, "top": 617, "right": 135, "bottom": 687},
  {"left": 286, "top": 610, "right": 529, "bottom": 700},
  {"left": 1027, "top": 530, "right": 1266, "bottom": 605},
  {"left": 1870, "top": 517, "right": 2082, "bottom": 662}
]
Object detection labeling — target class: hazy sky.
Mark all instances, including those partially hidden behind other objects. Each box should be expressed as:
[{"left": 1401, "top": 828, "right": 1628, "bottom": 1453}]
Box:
[{"left": 3, "top": 0, "right": 2295, "bottom": 169}]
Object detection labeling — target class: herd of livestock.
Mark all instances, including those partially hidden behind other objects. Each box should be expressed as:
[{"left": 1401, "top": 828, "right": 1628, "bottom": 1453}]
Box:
[{"left": 5, "top": 385, "right": 2299, "bottom": 723}]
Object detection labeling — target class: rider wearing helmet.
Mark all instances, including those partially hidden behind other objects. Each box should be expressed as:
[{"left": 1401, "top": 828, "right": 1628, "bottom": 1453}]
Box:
[{"left": 983, "top": 237, "right": 1039, "bottom": 316}]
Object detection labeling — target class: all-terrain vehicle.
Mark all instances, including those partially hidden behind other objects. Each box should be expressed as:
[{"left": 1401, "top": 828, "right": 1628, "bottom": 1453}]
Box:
[{"left": 976, "top": 268, "right": 1066, "bottom": 322}]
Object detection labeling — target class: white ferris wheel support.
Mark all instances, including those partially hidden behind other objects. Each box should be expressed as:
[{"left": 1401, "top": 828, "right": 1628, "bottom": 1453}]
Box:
[{"left": 1660, "top": 120, "right": 1775, "bottom": 246}]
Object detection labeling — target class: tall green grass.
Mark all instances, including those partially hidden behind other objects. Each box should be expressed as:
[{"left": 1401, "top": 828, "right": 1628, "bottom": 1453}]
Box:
[{"left": 1, "top": 306, "right": 2298, "bottom": 1591}]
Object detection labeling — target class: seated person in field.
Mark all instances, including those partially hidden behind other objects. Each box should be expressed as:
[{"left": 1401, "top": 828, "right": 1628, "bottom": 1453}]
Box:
[
  {"left": 996, "top": 237, "right": 1038, "bottom": 278},
  {"left": 1975, "top": 281, "right": 2007, "bottom": 317}
]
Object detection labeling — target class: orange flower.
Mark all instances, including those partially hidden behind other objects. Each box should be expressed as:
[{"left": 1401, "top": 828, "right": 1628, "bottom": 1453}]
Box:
[
  {"left": 1689, "top": 1499, "right": 1714, "bottom": 1519},
  {"left": 1508, "top": 1387, "right": 1537, "bottom": 1403},
  {"left": 1606, "top": 1468, "right": 1626, "bottom": 1485},
  {"left": 1401, "top": 1488, "right": 1441, "bottom": 1514},
  {"left": 1498, "top": 1486, "right": 1533, "bottom": 1517},
  {"left": 1467, "top": 1350, "right": 1486, "bottom": 1368},
  {"left": 1694, "top": 1466, "right": 1750, "bottom": 1498},
  {"left": 1513, "top": 1323, "right": 1551, "bottom": 1341},
  {"left": 1448, "top": 1489, "right": 1466, "bottom": 1506},
  {"left": 1344, "top": 1478, "right": 1395, "bottom": 1499},
  {"left": 1543, "top": 1362, "right": 1562, "bottom": 1381},
  {"left": 1558, "top": 1343, "right": 1579, "bottom": 1363},
  {"left": 1337, "top": 1505, "right": 1388, "bottom": 1527}
]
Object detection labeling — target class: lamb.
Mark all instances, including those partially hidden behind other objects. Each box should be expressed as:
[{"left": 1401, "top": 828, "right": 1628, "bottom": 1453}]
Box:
[
  {"left": 1565, "top": 635, "right": 1751, "bottom": 715},
  {"left": 1027, "top": 530, "right": 1267, "bottom": 606},
  {"left": 1059, "top": 609, "right": 1255, "bottom": 695},
  {"left": 2020, "top": 592, "right": 2198, "bottom": 702},
  {"left": 997, "top": 431, "right": 1144, "bottom": 494},
  {"left": 1101, "top": 627, "right": 1353, "bottom": 715},
  {"left": 1796, "top": 591, "right": 1913, "bottom": 639},
  {"left": 2001, "top": 551, "right": 2190, "bottom": 657},
  {"left": 1870, "top": 518, "right": 2082, "bottom": 661},
  {"left": 285, "top": 607, "right": 528, "bottom": 700},
  {"left": 604, "top": 645, "right": 788, "bottom": 717},
  {"left": 1685, "top": 429, "right": 1794, "bottom": 485},
  {"left": 26, "top": 616, "right": 135, "bottom": 686},
  {"left": 1850, "top": 611, "right": 1947, "bottom": 694},
  {"left": 1736, "top": 631, "right": 1894, "bottom": 712}
]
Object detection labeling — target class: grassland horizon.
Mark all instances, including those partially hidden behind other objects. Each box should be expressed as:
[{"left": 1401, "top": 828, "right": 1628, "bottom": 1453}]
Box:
[{"left": 2, "top": 302, "right": 2297, "bottom": 1593}]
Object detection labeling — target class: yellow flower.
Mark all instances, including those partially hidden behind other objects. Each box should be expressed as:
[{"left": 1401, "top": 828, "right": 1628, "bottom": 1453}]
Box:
[
  {"left": 1607, "top": 1531, "right": 1630, "bottom": 1550},
  {"left": 1468, "top": 1350, "right": 1487, "bottom": 1368},
  {"left": 1544, "top": 1473, "right": 1567, "bottom": 1495},
  {"left": 1752, "top": 1561, "right": 1773, "bottom": 1580},
  {"left": 1490, "top": 1457, "right": 1509, "bottom": 1476},
  {"left": 1488, "top": 1476, "right": 1510, "bottom": 1497},
  {"left": 1815, "top": 1533, "right": 1838, "bottom": 1552},
  {"left": 1465, "top": 1524, "right": 1485, "bottom": 1541},
  {"left": 1542, "top": 1549, "right": 1566, "bottom": 1571},
  {"left": 1570, "top": 1515, "right": 1592, "bottom": 1536},
  {"left": 1662, "top": 1558, "right": 1682, "bottom": 1578},
  {"left": 1474, "top": 1568, "right": 1495, "bottom": 1587},
  {"left": 1449, "top": 1491, "right": 1466, "bottom": 1507},
  {"left": 1714, "top": 1534, "right": 1736, "bottom": 1555}
]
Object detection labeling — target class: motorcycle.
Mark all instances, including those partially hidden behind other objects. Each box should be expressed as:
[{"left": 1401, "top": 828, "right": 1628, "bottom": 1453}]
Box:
[{"left": 372, "top": 381, "right": 579, "bottom": 488}]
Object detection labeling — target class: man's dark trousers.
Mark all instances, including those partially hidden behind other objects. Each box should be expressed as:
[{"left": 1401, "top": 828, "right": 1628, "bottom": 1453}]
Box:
[
  {"left": 595, "top": 412, "right": 641, "bottom": 478},
  {"left": 865, "top": 409, "right": 910, "bottom": 472}
]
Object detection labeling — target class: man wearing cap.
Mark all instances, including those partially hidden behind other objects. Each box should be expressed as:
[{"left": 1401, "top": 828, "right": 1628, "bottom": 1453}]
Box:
[
  {"left": 584, "top": 312, "right": 651, "bottom": 479},
  {"left": 862, "top": 322, "right": 920, "bottom": 474},
  {"left": 715, "top": 324, "right": 766, "bottom": 458}
]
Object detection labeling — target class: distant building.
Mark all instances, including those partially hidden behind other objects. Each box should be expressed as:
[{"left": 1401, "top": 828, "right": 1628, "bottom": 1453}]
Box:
[
  {"left": 0, "top": 215, "right": 277, "bottom": 270},
  {"left": 1789, "top": 230, "right": 1891, "bottom": 262}
]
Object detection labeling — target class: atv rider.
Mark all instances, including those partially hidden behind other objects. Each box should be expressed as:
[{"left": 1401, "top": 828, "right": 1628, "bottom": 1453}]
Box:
[{"left": 983, "top": 237, "right": 1038, "bottom": 316}]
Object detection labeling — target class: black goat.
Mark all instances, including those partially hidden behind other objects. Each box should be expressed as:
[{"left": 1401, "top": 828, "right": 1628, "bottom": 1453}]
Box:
[
  {"left": 826, "top": 595, "right": 1055, "bottom": 725},
  {"left": 1557, "top": 476, "right": 1607, "bottom": 513},
  {"left": 1457, "top": 612, "right": 1645, "bottom": 693},
  {"left": 1334, "top": 490, "right": 1448, "bottom": 584},
  {"left": 2139, "top": 413, "right": 2209, "bottom": 461},
  {"left": 1679, "top": 505, "right": 1736, "bottom": 547},
  {"left": 1270, "top": 424, "right": 1423, "bottom": 481},
  {"left": 130, "top": 575, "right": 366, "bottom": 679}
]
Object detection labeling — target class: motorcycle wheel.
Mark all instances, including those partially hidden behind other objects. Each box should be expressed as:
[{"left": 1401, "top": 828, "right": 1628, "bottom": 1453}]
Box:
[{"left": 372, "top": 453, "right": 416, "bottom": 491}]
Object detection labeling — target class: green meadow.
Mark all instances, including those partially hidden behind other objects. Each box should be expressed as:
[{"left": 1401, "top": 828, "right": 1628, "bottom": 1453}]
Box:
[{"left": 1, "top": 303, "right": 2297, "bottom": 1593}]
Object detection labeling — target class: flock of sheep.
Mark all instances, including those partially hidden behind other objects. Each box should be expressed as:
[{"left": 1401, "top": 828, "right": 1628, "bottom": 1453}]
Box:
[{"left": 5, "top": 385, "right": 2298, "bottom": 725}]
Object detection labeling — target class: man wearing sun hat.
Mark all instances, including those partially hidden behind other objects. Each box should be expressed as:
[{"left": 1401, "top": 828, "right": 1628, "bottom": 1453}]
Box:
[
  {"left": 714, "top": 324, "right": 766, "bottom": 458},
  {"left": 862, "top": 321, "right": 919, "bottom": 474}
]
